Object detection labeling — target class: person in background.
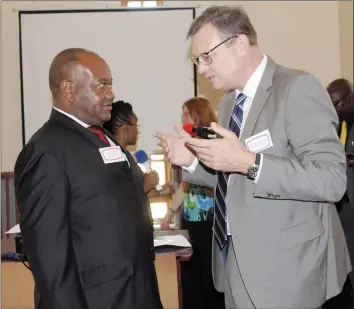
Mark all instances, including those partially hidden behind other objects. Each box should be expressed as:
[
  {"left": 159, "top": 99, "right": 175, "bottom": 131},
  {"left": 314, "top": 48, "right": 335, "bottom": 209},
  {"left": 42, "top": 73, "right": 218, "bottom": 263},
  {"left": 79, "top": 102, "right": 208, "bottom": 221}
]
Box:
[
  {"left": 153, "top": 5, "right": 350, "bottom": 309},
  {"left": 160, "top": 97, "right": 225, "bottom": 309},
  {"left": 102, "top": 101, "right": 174, "bottom": 222},
  {"left": 15, "top": 48, "right": 163, "bottom": 309},
  {"left": 323, "top": 78, "right": 354, "bottom": 309}
]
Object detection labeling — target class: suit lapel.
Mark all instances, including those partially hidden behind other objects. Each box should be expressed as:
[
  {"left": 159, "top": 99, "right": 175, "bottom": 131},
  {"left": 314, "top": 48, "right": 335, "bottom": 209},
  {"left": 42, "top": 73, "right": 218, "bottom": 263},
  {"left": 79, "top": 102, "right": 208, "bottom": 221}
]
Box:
[
  {"left": 102, "top": 126, "right": 147, "bottom": 205},
  {"left": 50, "top": 109, "right": 148, "bottom": 210},
  {"left": 50, "top": 109, "right": 106, "bottom": 149},
  {"left": 228, "top": 58, "right": 276, "bottom": 188},
  {"left": 239, "top": 57, "right": 276, "bottom": 143},
  {"left": 51, "top": 109, "right": 132, "bottom": 164},
  {"left": 50, "top": 110, "right": 133, "bottom": 173},
  {"left": 240, "top": 88, "right": 270, "bottom": 142}
]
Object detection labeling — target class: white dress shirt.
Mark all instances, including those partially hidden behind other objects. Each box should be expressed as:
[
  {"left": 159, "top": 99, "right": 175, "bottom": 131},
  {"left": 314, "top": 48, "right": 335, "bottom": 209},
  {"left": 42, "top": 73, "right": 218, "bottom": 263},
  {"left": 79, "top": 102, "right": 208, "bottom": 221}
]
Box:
[{"left": 184, "top": 55, "right": 268, "bottom": 234}]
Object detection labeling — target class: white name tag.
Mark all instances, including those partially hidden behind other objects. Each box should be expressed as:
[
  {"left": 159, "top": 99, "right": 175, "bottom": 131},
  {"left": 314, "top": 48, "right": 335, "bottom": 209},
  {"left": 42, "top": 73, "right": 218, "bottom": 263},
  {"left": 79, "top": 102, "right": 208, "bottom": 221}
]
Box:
[
  {"left": 99, "top": 146, "right": 126, "bottom": 164},
  {"left": 245, "top": 129, "right": 273, "bottom": 153}
]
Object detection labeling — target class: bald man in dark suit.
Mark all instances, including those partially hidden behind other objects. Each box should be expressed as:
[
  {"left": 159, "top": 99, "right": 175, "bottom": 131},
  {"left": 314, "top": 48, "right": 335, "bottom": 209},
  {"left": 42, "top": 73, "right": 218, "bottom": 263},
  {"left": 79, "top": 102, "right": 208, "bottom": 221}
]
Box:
[{"left": 15, "top": 48, "right": 163, "bottom": 309}]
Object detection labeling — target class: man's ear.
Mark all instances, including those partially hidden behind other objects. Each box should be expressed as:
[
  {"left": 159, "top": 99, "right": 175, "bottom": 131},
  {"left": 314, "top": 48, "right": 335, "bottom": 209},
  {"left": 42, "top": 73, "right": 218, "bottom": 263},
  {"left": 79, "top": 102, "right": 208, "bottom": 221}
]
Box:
[
  {"left": 233, "top": 34, "right": 249, "bottom": 55},
  {"left": 60, "top": 80, "right": 75, "bottom": 102}
]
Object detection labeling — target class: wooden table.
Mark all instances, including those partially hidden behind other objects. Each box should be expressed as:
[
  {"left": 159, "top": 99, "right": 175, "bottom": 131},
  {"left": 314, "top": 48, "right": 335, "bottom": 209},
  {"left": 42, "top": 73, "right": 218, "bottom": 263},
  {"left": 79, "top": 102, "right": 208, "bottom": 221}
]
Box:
[
  {"left": 154, "top": 229, "right": 193, "bottom": 309},
  {"left": 1, "top": 230, "right": 192, "bottom": 309}
]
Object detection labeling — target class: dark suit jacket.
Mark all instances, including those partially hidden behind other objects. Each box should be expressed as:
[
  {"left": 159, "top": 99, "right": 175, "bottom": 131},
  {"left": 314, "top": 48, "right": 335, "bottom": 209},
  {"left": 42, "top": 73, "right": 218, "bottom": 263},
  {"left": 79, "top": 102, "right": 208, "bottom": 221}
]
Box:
[
  {"left": 346, "top": 124, "right": 353, "bottom": 206},
  {"left": 14, "top": 109, "right": 163, "bottom": 309}
]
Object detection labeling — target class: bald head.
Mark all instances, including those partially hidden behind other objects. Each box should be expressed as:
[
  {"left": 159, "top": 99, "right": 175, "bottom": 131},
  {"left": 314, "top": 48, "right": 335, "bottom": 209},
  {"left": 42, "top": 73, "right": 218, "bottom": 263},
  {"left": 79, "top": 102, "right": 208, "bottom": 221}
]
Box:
[
  {"left": 327, "top": 78, "right": 354, "bottom": 122},
  {"left": 48, "top": 48, "right": 114, "bottom": 126},
  {"left": 327, "top": 78, "right": 353, "bottom": 97},
  {"left": 49, "top": 48, "right": 99, "bottom": 95}
]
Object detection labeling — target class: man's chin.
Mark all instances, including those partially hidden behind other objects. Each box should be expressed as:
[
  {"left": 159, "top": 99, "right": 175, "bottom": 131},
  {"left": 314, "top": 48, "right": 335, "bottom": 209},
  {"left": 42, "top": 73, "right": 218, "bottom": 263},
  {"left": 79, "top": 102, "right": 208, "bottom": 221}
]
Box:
[
  {"left": 209, "top": 79, "right": 226, "bottom": 91},
  {"left": 211, "top": 83, "right": 223, "bottom": 91},
  {"left": 100, "top": 112, "right": 111, "bottom": 122},
  {"left": 212, "top": 83, "right": 227, "bottom": 92}
]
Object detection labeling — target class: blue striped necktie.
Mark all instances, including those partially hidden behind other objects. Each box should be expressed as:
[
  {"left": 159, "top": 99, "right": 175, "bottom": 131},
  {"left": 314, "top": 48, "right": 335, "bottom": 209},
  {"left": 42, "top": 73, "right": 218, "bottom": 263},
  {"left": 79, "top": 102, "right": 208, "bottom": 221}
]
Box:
[{"left": 214, "top": 93, "right": 247, "bottom": 250}]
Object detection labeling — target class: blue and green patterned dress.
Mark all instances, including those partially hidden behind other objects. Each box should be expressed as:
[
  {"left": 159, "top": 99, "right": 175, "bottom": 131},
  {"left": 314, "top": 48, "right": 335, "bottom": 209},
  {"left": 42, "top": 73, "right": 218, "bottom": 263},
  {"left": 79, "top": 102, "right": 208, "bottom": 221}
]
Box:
[{"left": 182, "top": 182, "right": 215, "bottom": 222}]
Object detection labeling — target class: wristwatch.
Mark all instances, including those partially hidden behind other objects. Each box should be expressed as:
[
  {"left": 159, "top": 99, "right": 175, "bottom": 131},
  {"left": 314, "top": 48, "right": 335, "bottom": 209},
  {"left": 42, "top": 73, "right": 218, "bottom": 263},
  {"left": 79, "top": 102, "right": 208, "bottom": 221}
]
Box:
[{"left": 247, "top": 153, "right": 261, "bottom": 180}]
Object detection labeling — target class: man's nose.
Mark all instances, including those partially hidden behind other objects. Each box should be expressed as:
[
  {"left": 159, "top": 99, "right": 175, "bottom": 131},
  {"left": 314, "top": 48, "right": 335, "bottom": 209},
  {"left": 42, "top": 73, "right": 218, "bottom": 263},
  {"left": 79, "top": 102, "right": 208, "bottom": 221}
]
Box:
[
  {"left": 107, "top": 87, "right": 115, "bottom": 101},
  {"left": 197, "top": 63, "right": 208, "bottom": 75}
]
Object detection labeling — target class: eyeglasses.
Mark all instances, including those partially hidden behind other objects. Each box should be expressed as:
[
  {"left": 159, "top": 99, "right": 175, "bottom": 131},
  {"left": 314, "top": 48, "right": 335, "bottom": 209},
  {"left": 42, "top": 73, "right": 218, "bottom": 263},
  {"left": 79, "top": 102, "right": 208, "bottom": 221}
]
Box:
[{"left": 191, "top": 35, "right": 238, "bottom": 66}]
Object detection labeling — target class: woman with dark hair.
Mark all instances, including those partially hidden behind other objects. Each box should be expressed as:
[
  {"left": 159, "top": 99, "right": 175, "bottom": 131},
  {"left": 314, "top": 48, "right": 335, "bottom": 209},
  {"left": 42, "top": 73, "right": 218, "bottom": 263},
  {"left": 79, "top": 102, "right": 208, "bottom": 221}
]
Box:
[
  {"left": 103, "top": 100, "right": 173, "bottom": 197},
  {"left": 160, "top": 97, "right": 225, "bottom": 309}
]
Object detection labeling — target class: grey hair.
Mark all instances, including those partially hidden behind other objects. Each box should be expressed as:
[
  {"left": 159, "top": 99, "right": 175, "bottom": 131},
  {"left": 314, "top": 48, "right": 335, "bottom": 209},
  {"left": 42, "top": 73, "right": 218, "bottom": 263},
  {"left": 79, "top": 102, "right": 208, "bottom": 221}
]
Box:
[{"left": 187, "top": 6, "right": 258, "bottom": 46}]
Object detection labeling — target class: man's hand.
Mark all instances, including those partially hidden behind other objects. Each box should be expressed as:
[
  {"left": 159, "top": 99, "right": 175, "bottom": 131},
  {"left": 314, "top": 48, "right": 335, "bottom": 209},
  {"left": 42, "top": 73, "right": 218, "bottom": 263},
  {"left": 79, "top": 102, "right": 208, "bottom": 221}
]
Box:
[
  {"left": 147, "top": 181, "right": 174, "bottom": 198},
  {"left": 153, "top": 124, "right": 195, "bottom": 166},
  {"left": 160, "top": 208, "right": 174, "bottom": 230},
  {"left": 160, "top": 181, "right": 174, "bottom": 195},
  {"left": 143, "top": 171, "right": 159, "bottom": 192},
  {"left": 185, "top": 122, "right": 256, "bottom": 173}
]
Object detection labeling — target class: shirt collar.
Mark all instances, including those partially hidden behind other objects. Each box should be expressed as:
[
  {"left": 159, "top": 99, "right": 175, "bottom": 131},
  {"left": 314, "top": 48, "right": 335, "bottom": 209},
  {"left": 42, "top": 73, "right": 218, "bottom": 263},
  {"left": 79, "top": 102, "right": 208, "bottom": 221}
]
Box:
[
  {"left": 235, "top": 54, "right": 268, "bottom": 100},
  {"left": 53, "top": 107, "right": 90, "bottom": 128}
]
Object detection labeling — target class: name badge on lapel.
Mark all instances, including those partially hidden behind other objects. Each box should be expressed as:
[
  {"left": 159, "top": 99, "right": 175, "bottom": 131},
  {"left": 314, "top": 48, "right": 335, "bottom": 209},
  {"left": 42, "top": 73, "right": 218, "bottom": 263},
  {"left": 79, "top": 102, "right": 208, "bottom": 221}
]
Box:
[
  {"left": 245, "top": 129, "right": 273, "bottom": 153},
  {"left": 99, "top": 146, "right": 126, "bottom": 164}
]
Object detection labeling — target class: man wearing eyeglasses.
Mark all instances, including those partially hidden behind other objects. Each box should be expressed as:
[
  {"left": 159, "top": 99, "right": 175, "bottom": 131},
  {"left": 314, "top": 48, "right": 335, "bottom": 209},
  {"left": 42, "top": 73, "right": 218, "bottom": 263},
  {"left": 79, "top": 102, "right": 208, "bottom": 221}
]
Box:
[
  {"left": 323, "top": 78, "right": 354, "bottom": 309},
  {"left": 154, "top": 5, "right": 350, "bottom": 309}
]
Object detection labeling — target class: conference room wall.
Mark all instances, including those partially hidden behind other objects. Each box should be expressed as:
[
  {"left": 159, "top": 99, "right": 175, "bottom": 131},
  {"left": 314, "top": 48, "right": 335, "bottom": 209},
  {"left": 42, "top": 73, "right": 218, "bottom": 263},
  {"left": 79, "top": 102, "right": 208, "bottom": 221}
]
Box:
[
  {"left": 338, "top": 1, "right": 353, "bottom": 83},
  {"left": 1, "top": 1, "right": 350, "bottom": 172}
]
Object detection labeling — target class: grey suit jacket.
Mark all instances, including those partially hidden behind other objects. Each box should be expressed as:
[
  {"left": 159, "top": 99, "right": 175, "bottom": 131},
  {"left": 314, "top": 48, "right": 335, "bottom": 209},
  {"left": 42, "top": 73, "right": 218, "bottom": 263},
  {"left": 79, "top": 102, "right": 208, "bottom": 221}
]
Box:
[{"left": 183, "top": 57, "right": 351, "bottom": 308}]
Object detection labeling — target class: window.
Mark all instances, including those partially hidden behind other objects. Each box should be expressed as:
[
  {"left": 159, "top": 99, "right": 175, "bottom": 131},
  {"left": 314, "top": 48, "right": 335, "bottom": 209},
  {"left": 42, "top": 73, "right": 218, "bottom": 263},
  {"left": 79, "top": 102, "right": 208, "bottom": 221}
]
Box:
[
  {"left": 150, "top": 154, "right": 166, "bottom": 185},
  {"left": 150, "top": 202, "right": 167, "bottom": 219},
  {"left": 143, "top": 153, "right": 173, "bottom": 229},
  {"left": 121, "top": 1, "right": 164, "bottom": 7},
  {"left": 137, "top": 153, "right": 178, "bottom": 230}
]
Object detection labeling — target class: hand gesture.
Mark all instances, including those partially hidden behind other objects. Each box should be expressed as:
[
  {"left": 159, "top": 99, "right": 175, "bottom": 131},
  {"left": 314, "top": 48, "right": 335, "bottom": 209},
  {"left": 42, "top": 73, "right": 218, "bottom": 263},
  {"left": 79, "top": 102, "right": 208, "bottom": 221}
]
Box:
[
  {"left": 153, "top": 124, "right": 196, "bottom": 167},
  {"left": 185, "top": 122, "right": 255, "bottom": 173}
]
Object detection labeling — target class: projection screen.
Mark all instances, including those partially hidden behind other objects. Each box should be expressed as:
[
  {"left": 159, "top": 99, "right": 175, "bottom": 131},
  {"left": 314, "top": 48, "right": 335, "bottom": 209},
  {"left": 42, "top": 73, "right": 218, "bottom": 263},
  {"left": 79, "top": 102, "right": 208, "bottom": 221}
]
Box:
[{"left": 19, "top": 8, "right": 197, "bottom": 152}]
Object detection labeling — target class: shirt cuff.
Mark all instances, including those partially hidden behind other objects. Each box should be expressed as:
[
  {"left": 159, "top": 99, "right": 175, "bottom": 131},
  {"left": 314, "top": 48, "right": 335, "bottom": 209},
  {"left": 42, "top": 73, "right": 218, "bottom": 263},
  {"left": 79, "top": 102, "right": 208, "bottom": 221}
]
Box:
[
  {"left": 253, "top": 153, "right": 263, "bottom": 184},
  {"left": 182, "top": 157, "right": 198, "bottom": 173}
]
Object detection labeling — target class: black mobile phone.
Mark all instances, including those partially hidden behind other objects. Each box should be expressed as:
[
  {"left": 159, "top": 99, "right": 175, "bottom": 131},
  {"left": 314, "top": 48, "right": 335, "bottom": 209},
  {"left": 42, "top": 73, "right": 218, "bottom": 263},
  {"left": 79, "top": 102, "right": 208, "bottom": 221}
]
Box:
[{"left": 192, "top": 126, "right": 217, "bottom": 139}]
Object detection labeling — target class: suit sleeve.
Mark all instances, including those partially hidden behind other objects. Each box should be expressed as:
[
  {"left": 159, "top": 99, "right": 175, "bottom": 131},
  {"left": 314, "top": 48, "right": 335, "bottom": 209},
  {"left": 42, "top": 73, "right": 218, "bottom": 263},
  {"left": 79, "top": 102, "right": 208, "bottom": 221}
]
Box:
[
  {"left": 15, "top": 145, "right": 88, "bottom": 309},
  {"left": 254, "top": 74, "right": 347, "bottom": 202},
  {"left": 182, "top": 162, "right": 217, "bottom": 188}
]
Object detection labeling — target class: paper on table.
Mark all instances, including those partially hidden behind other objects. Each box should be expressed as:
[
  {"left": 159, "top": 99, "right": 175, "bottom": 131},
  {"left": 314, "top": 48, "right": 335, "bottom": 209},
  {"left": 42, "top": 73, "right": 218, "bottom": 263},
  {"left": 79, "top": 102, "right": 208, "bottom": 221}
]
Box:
[
  {"left": 6, "top": 225, "right": 192, "bottom": 249},
  {"left": 6, "top": 224, "right": 21, "bottom": 234},
  {"left": 153, "top": 234, "right": 191, "bottom": 248}
]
